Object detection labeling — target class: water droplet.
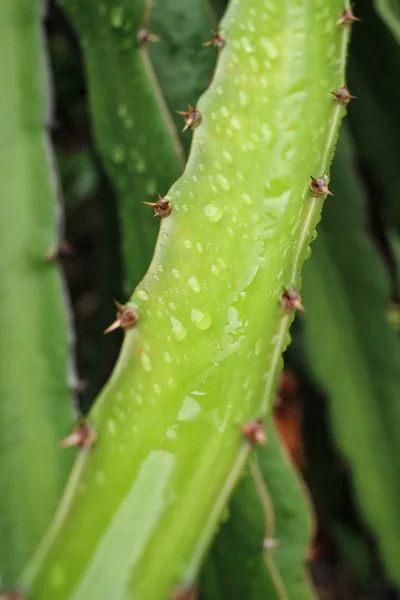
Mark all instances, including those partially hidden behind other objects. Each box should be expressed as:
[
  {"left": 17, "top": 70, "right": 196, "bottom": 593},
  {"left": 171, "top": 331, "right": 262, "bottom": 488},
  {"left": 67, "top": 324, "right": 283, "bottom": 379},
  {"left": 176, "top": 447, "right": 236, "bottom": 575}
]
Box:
[
  {"left": 183, "top": 240, "right": 192, "bottom": 249},
  {"left": 311, "top": 230, "right": 318, "bottom": 242},
  {"left": 172, "top": 269, "right": 181, "bottom": 279},
  {"left": 110, "top": 6, "right": 125, "bottom": 28},
  {"left": 196, "top": 242, "right": 204, "bottom": 253},
  {"left": 230, "top": 117, "right": 242, "bottom": 130},
  {"left": 249, "top": 57, "right": 259, "bottom": 73},
  {"left": 261, "top": 123, "right": 273, "bottom": 145},
  {"left": 260, "top": 37, "right": 278, "bottom": 58},
  {"left": 241, "top": 37, "right": 254, "bottom": 53},
  {"left": 137, "top": 289, "right": 149, "bottom": 301},
  {"left": 204, "top": 204, "right": 223, "bottom": 223},
  {"left": 135, "top": 158, "right": 146, "bottom": 173},
  {"left": 254, "top": 338, "right": 263, "bottom": 356},
  {"left": 112, "top": 145, "right": 125, "bottom": 164},
  {"left": 227, "top": 306, "right": 242, "bottom": 328},
  {"left": 222, "top": 150, "right": 233, "bottom": 163},
  {"left": 162, "top": 232, "right": 169, "bottom": 239},
  {"left": 191, "top": 309, "right": 212, "bottom": 330},
  {"left": 188, "top": 276, "right": 201, "bottom": 293},
  {"left": 145, "top": 179, "right": 156, "bottom": 195},
  {"left": 157, "top": 264, "right": 164, "bottom": 273},
  {"left": 170, "top": 316, "right": 187, "bottom": 341},
  {"left": 140, "top": 352, "right": 152, "bottom": 372},
  {"left": 178, "top": 396, "right": 201, "bottom": 421},
  {"left": 217, "top": 258, "right": 227, "bottom": 269},
  {"left": 220, "top": 106, "right": 229, "bottom": 117},
  {"left": 239, "top": 90, "right": 249, "bottom": 106},
  {"left": 166, "top": 428, "right": 177, "bottom": 440},
  {"left": 242, "top": 193, "right": 253, "bottom": 206},
  {"left": 211, "top": 265, "right": 219, "bottom": 275},
  {"left": 164, "top": 351, "right": 172, "bottom": 363},
  {"left": 153, "top": 383, "right": 161, "bottom": 395},
  {"left": 118, "top": 104, "right": 128, "bottom": 118},
  {"left": 107, "top": 419, "right": 117, "bottom": 435}
]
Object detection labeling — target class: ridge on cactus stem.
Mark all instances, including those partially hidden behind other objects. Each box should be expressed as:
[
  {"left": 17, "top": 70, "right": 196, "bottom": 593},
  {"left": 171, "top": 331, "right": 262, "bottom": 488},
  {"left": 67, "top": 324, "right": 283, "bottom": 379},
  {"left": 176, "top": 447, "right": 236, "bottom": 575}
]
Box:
[{"left": 23, "top": 0, "right": 353, "bottom": 598}]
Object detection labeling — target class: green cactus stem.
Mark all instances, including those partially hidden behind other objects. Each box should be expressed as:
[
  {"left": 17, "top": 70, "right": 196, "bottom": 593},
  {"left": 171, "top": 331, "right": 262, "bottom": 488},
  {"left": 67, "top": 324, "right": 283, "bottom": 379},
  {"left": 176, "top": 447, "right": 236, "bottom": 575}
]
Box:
[
  {"left": 57, "top": 0, "right": 184, "bottom": 292},
  {"left": 0, "top": 0, "right": 74, "bottom": 586},
  {"left": 201, "top": 419, "right": 316, "bottom": 599},
  {"left": 24, "top": 0, "right": 352, "bottom": 598}
]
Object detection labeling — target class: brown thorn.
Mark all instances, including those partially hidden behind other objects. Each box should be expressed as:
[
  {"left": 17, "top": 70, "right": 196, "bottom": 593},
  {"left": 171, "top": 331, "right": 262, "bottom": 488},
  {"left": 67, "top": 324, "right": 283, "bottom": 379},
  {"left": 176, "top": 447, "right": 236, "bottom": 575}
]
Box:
[
  {"left": 45, "top": 239, "right": 75, "bottom": 261},
  {"left": 202, "top": 30, "right": 225, "bottom": 49},
  {"left": 137, "top": 28, "right": 161, "bottom": 46},
  {"left": 337, "top": 8, "right": 361, "bottom": 25},
  {"left": 60, "top": 419, "right": 96, "bottom": 450},
  {"left": 330, "top": 85, "right": 357, "bottom": 104},
  {"left": 171, "top": 586, "right": 197, "bottom": 600},
  {"left": 0, "top": 592, "right": 25, "bottom": 600},
  {"left": 103, "top": 319, "right": 122, "bottom": 334},
  {"left": 176, "top": 105, "right": 202, "bottom": 132},
  {"left": 310, "top": 175, "right": 334, "bottom": 197},
  {"left": 104, "top": 301, "right": 138, "bottom": 334},
  {"left": 240, "top": 418, "right": 267, "bottom": 445},
  {"left": 263, "top": 538, "right": 279, "bottom": 551},
  {"left": 281, "top": 288, "right": 305, "bottom": 313},
  {"left": 143, "top": 194, "right": 172, "bottom": 218}
]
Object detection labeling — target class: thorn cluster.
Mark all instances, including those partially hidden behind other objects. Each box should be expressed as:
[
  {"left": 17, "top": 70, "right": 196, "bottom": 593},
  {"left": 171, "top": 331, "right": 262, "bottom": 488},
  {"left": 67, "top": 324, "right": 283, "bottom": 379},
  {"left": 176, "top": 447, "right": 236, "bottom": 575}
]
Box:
[
  {"left": 337, "top": 8, "right": 361, "bottom": 25},
  {"left": 60, "top": 420, "right": 96, "bottom": 450},
  {"left": 137, "top": 29, "right": 160, "bottom": 46},
  {"left": 280, "top": 289, "right": 305, "bottom": 312},
  {"left": 176, "top": 106, "right": 202, "bottom": 132},
  {"left": 331, "top": 85, "right": 356, "bottom": 104},
  {"left": 143, "top": 194, "right": 173, "bottom": 218},
  {"left": 240, "top": 418, "right": 267, "bottom": 445},
  {"left": 203, "top": 30, "right": 225, "bottom": 49},
  {"left": 310, "top": 175, "right": 334, "bottom": 197},
  {"left": 104, "top": 301, "right": 139, "bottom": 334}
]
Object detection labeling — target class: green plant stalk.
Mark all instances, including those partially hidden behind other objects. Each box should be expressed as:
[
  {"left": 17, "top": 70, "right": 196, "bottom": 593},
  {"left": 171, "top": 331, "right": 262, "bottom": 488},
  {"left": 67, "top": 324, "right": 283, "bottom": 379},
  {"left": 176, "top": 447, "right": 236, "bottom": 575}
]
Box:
[
  {"left": 302, "top": 128, "right": 400, "bottom": 586},
  {"left": 201, "top": 420, "right": 316, "bottom": 600},
  {"left": 24, "top": 0, "right": 351, "bottom": 598},
  {"left": 58, "top": 0, "right": 184, "bottom": 292},
  {"left": 147, "top": 0, "right": 217, "bottom": 155},
  {"left": 375, "top": 0, "right": 400, "bottom": 43},
  {"left": 347, "top": 0, "right": 400, "bottom": 239},
  {"left": 0, "top": 0, "right": 74, "bottom": 587}
]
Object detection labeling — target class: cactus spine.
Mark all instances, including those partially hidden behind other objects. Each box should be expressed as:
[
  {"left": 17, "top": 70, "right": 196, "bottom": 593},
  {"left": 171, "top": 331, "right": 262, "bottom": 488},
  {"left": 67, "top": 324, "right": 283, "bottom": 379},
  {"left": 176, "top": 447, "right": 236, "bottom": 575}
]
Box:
[{"left": 24, "top": 0, "right": 351, "bottom": 598}]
